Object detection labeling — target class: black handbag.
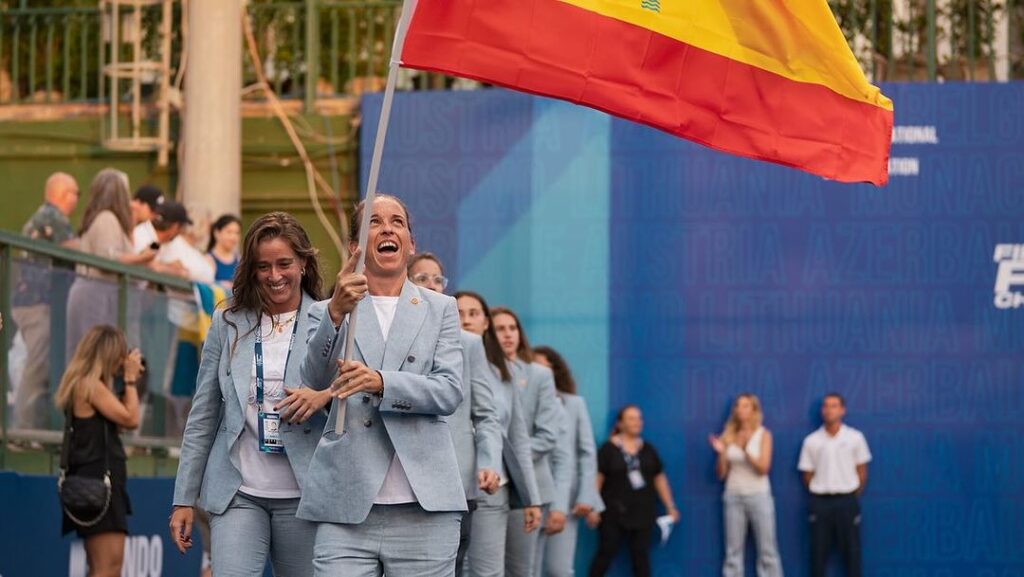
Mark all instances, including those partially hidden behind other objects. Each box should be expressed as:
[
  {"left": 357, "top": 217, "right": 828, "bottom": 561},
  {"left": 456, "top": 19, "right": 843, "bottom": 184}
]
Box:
[{"left": 57, "top": 409, "right": 112, "bottom": 527}]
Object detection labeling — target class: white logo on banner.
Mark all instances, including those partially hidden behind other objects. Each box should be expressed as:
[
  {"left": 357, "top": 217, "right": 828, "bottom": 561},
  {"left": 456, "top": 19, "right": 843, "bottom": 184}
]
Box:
[
  {"left": 889, "top": 125, "right": 938, "bottom": 178},
  {"left": 993, "top": 244, "right": 1024, "bottom": 309},
  {"left": 69, "top": 535, "right": 164, "bottom": 577}
]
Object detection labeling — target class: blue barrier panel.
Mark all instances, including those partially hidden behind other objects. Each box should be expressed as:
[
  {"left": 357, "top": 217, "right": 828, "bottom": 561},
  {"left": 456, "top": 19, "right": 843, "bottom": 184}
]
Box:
[{"left": 0, "top": 472, "right": 201, "bottom": 577}]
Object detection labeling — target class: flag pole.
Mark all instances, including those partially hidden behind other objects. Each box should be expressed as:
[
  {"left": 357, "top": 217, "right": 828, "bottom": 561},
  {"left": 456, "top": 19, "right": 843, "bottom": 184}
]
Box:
[{"left": 336, "top": 0, "right": 418, "bottom": 432}]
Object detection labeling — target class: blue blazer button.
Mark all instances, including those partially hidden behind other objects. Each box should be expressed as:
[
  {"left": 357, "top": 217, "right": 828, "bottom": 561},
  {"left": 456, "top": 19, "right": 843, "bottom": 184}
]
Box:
[
  {"left": 363, "top": 419, "right": 373, "bottom": 427},
  {"left": 407, "top": 355, "right": 416, "bottom": 363}
]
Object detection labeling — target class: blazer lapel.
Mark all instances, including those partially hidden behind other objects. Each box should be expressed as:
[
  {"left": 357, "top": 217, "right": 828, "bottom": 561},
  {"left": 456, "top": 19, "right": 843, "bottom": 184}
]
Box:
[
  {"left": 284, "top": 293, "right": 315, "bottom": 388},
  {"left": 230, "top": 311, "right": 258, "bottom": 415},
  {"left": 382, "top": 281, "right": 428, "bottom": 371},
  {"left": 354, "top": 296, "right": 385, "bottom": 369}
]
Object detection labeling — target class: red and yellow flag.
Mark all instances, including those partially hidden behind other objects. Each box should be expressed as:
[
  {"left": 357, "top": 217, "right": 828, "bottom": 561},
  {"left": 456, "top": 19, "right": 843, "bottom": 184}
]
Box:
[{"left": 401, "top": 0, "right": 893, "bottom": 185}]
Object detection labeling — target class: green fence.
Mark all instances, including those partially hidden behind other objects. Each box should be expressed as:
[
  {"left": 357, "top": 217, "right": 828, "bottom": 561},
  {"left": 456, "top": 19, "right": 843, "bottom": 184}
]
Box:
[
  {"left": 0, "top": 0, "right": 412, "bottom": 108},
  {"left": 0, "top": 229, "right": 192, "bottom": 470},
  {"left": 2, "top": 0, "right": 1021, "bottom": 108}
]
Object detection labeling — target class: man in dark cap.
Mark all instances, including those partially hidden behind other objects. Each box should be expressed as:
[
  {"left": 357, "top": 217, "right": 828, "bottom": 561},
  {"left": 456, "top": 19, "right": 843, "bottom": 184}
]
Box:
[
  {"left": 150, "top": 201, "right": 214, "bottom": 283},
  {"left": 132, "top": 184, "right": 166, "bottom": 252}
]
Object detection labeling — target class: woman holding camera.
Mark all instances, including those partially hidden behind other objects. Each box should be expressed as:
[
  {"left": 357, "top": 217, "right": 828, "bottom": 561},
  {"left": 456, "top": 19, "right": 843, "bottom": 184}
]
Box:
[{"left": 56, "top": 324, "right": 143, "bottom": 577}]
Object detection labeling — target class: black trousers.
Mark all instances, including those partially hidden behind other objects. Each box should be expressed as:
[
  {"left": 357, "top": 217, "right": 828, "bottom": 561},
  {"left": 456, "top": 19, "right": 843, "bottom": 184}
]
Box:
[
  {"left": 455, "top": 500, "right": 478, "bottom": 577},
  {"left": 809, "top": 493, "right": 861, "bottom": 577},
  {"left": 588, "top": 518, "right": 653, "bottom": 577}
]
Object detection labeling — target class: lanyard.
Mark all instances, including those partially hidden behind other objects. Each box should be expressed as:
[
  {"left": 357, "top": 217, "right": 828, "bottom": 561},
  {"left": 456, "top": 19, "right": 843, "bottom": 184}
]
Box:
[
  {"left": 254, "top": 304, "right": 301, "bottom": 406},
  {"left": 619, "top": 440, "right": 644, "bottom": 471},
  {"left": 623, "top": 451, "right": 641, "bottom": 472}
]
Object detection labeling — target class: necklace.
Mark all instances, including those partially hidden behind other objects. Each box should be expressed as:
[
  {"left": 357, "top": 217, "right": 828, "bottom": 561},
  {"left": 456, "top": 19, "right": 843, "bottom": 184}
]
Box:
[{"left": 270, "top": 312, "right": 297, "bottom": 334}]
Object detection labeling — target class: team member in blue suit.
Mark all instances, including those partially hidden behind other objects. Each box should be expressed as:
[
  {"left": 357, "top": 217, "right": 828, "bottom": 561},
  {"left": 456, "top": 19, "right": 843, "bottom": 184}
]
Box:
[
  {"left": 170, "top": 212, "right": 332, "bottom": 577},
  {"left": 533, "top": 346, "right": 605, "bottom": 577},
  {"left": 456, "top": 291, "right": 543, "bottom": 577},
  {"left": 491, "top": 307, "right": 565, "bottom": 577},
  {"left": 299, "top": 195, "right": 466, "bottom": 577},
  {"left": 407, "top": 252, "right": 504, "bottom": 577}
]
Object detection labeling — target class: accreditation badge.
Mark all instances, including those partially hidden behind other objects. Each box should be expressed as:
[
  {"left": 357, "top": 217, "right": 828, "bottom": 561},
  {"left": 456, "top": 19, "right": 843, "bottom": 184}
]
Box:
[
  {"left": 258, "top": 411, "right": 285, "bottom": 454},
  {"left": 628, "top": 469, "right": 646, "bottom": 490}
]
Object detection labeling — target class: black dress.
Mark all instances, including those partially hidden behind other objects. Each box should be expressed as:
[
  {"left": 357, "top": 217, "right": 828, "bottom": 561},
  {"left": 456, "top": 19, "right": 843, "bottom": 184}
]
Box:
[{"left": 61, "top": 413, "right": 132, "bottom": 537}]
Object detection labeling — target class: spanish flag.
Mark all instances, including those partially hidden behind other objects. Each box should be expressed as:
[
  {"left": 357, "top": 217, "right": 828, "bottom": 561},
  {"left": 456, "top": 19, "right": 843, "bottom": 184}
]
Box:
[{"left": 401, "top": 0, "right": 893, "bottom": 185}]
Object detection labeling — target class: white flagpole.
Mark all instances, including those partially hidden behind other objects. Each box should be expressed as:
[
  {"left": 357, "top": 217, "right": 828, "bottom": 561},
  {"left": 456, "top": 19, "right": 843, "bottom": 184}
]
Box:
[{"left": 335, "top": 0, "right": 418, "bottom": 432}]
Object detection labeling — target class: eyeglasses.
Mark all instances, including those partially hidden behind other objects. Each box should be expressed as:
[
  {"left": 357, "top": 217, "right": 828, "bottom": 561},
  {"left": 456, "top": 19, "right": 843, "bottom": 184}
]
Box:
[{"left": 411, "top": 273, "right": 448, "bottom": 290}]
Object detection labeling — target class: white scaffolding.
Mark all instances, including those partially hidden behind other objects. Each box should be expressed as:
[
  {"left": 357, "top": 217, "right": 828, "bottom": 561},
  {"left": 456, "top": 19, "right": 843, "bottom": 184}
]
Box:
[{"left": 100, "top": 0, "right": 174, "bottom": 166}]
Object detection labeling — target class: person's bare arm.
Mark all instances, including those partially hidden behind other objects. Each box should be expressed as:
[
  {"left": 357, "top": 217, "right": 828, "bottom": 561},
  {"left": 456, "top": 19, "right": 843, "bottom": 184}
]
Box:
[
  {"left": 745, "top": 430, "right": 773, "bottom": 475},
  {"left": 119, "top": 249, "right": 157, "bottom": 266},
  {"left": 87, "top": 349, "right": 143, "bottom": 429},
  {"left": 88, "top": 381, "right": 140, "bottom": 429},
  {"left": 653, "top": 473, "right": 679, "bottom": 522}
]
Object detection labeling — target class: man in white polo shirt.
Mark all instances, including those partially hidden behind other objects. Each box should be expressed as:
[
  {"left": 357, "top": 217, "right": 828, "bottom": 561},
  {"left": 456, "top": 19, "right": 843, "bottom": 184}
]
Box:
[{"left": 798, "top": 392, "right": 871, "bottom": 577}]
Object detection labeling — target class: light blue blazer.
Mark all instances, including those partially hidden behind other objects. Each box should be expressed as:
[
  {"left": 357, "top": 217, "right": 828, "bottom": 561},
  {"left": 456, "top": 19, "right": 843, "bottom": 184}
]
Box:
[
  {"left": 173, "top": 293, "right": 326, "bottom": 514},
  {"left": 509, "top": 358, "right": 563, "bottom": 506},
  {"left": 296, "top": 281, "right": 467, "bottom": 524},
  {"left": 453, "top": 331, "right": 504, "bottom": 501},
  {"left": 490, "top": 363, "right": 543, "bottom": 508},
  {"left": 550, "top": 393, "right": 605, "bottom": 515}
]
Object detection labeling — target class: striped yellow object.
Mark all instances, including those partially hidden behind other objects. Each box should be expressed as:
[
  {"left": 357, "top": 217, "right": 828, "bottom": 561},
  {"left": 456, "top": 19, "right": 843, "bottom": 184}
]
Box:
[{"left": 557, "top": 0, "right": 893, "bottom": 111}]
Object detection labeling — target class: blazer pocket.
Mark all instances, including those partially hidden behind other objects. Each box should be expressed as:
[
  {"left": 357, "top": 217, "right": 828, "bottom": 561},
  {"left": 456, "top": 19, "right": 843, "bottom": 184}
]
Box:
[{"left": 321, "top": 425, "right": 348, "bottom": 443}]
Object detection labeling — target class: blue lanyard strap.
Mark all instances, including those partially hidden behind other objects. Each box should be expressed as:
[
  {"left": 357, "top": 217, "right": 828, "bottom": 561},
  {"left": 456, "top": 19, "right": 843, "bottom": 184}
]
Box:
[{"left": 255, "top": 304, "right": 301, "bottom": 406}]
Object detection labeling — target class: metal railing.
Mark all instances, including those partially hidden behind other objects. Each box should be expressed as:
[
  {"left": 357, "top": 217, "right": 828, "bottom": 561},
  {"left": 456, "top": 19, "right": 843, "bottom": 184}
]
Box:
[
  {"left": 1, "top": 0, "right": 1021, "bottom": 108},
  {"left": 0, "top": 4, "right": 105, "bottom": 104},
  {"left": 0, "top": 0, "right": 411, "bottom": 108},
  {"left": 0, "top": 229, "right": 193, "bottom": 469}
]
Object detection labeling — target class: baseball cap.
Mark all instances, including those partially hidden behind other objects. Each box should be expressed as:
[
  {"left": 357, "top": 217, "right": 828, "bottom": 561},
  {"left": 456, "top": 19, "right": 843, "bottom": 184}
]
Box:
[
  {"left": 134, "top": 185, "right": 165, "bottom": 210},
  {"left": 153, "top": 201, "right": 193, "bottom": 226}
]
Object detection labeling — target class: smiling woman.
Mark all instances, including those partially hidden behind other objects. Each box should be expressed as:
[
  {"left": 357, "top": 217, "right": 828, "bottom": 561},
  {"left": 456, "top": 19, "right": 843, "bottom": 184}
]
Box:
[
  {"left": 342, "top": 194, "right": 416, "bottom": 300},
  {"left": 170, "top": 212, "right": 331, "bottom": 577},
  {"left": 297, "top": 195, "right": 469, "bottom": 577}
]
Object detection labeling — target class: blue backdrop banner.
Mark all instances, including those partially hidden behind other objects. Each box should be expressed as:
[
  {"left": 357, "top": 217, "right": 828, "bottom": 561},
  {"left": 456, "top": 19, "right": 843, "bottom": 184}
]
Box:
[{"left": 362, "top": 83, "right": 1024, "bottom": 577}]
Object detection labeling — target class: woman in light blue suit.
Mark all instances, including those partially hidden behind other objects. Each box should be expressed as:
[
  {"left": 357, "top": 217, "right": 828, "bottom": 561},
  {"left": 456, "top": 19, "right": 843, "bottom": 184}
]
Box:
[
  {"left": 299, "top": 195, "right": 467, "bottom": 577},
  {"left": 170, "top": 213, "right": 332, "bottom": 577},
  {"left": 456, "top": 291, "right": 543, "bottom": 577},
  {"left": 534, "top": 346, "right": 605, "bottom": 577},
  {"left": 491, "top": 306, "right": 565, "bottom": 577}
]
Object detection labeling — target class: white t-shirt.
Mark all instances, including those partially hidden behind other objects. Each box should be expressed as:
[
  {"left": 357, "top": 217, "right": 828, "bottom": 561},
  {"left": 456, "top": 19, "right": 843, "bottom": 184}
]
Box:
[
  {"left": 133, "top": 221, "right": 157, "bottom": 253},
  {"left": 235, "top": 311, "right": 302, "bottom": 499},
  {"left": 158, "top": 235, "right": 215, "bottom": 284},
  {"left": 370, "top": 295, "right": 417, "bottom": 504},
  {"left": 724, "top": 426, "right": 771, "bottom": 496},
  {"left": 372, "top": 296, "right": 399, "bottom": 340},
  {"left": 798, "top": 424, "right": 872, "bottom": 494}
]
